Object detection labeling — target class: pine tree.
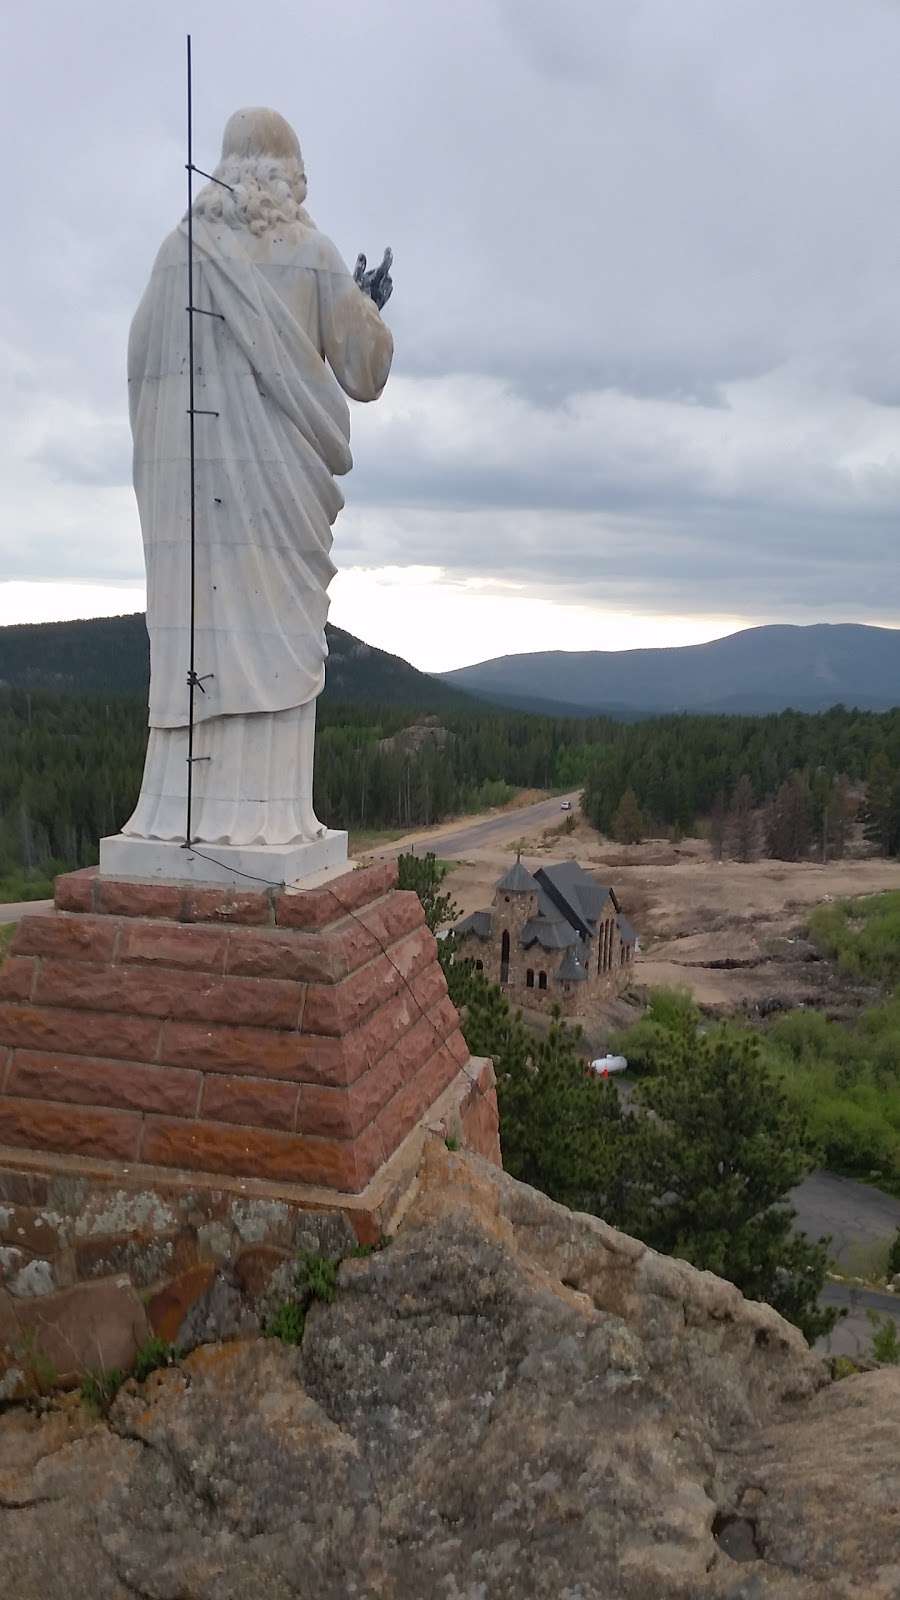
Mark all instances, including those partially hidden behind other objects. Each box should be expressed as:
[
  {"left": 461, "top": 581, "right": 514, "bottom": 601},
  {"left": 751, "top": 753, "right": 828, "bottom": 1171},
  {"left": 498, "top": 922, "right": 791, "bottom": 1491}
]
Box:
[
  {"left": 631, "top": 1014, "right": 835, "bottom": 1343},
  {"left": 397, "top": 851, "right": 457, "bottom": 932},
  {"left": 863, "top": 753, "right": 900, "bottom": 856},
  {"left": 829, "top": 774, "right": 855, "bottom": 859},
  {"left": 709, "top": 789, "right": 726, "bottom": 862},
  {"left": 611, "top": 788, "right": 645, "bottom": 845},
  {"left": 765, "top": 772, "right": 811, "bottom": 861},
  {"left": 726, "top": 774, "right": 759, "bottom": 862},
  {"left": 444, "top": 958, "right": 648, "bottom": 1221}
]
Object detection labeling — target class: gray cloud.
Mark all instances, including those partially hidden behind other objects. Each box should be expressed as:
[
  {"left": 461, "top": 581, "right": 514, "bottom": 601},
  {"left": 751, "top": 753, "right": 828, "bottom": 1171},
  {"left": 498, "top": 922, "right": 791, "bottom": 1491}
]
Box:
[{"left": 1, "top": 0, "right": 900, "bottom": 632}]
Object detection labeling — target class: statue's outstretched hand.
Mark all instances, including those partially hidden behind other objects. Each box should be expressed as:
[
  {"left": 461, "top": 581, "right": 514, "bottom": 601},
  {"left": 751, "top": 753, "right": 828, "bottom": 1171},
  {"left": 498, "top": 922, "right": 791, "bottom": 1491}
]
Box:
[{"left": 354, "top": 247, "right": 393, "bottom": 311}]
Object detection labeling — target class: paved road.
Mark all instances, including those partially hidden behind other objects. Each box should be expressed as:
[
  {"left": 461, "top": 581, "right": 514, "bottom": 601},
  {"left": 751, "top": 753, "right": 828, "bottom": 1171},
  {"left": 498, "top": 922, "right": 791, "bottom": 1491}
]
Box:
[
  {"left": 819, "top": 1281, "right": 899, "bottom": 1357},
  {"left": 790, "top": 1170, "right": 900, "bottom": 1269},
  {"left": 788, "top": 1172, "right": 900, "bottom": 1354},
  {"left": 0, "top": 899, "right": 52, "bottom": 925},
  {"left": 384, "top": 790, "right": 583, "bottom": 860}
]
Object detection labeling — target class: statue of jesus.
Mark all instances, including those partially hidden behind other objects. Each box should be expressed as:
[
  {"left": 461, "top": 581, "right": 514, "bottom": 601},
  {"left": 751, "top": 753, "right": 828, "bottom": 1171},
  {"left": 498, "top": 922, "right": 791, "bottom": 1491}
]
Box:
[{"left": 113, "top": 107, "right": 393, "bottom": 875}]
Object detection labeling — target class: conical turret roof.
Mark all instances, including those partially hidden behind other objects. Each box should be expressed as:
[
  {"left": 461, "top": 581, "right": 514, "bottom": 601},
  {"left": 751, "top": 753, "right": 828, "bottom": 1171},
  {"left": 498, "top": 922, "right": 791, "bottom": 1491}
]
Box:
[
  {"left": 558, "top": 945, "right": 589, "bottom": 982},
  {"left": 496, "top": 855, "right": 536, "bottom": 894}
]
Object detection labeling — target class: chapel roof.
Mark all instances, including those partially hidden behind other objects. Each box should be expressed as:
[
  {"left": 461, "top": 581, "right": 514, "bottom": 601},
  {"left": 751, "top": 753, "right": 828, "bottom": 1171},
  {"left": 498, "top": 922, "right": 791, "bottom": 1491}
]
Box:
[
  {"left": 454, "top": 909, "right": 493, "bottom": 940},
  {"left": 558, "top": 945, "right": 590, "bottom": 982},
  {"left": 520, "top": 917, "right": 579, "bottom": 951},
  {"left": 532, "top": 862, "right": 613, "bottom": 939},
  {"left": 496, "top": 858, "right": 538, "bottom": 894}
]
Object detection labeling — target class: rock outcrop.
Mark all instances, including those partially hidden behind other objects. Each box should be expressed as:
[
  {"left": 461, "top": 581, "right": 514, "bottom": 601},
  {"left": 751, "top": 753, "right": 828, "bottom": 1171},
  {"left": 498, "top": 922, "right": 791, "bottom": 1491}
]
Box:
[{"left": 1, "top": 1143, "right": 898, "bottom": 1599}]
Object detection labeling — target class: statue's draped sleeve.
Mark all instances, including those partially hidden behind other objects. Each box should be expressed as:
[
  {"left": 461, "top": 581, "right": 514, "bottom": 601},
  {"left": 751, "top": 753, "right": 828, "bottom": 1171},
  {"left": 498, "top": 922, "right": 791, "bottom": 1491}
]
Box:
[{"left": 315, "top": 241, "right": 394, "bottom": 404}]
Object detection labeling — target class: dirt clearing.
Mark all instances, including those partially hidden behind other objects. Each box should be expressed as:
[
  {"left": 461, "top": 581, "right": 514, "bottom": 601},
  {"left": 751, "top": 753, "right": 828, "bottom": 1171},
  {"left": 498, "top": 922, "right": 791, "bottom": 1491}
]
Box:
[{"left": 443, "top": 819, "right": 900, "bottom": 1017}]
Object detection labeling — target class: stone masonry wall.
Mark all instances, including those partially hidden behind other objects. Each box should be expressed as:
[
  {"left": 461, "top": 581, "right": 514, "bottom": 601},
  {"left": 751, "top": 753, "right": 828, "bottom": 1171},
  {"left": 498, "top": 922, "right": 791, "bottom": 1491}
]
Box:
[
  {"left": 0, "top": 858, "right": 502, "bottom": 1398},
  {"left": 0, "top": 1051, "right": 500, "bottom": 1401},
  {"left": 0, "top": 862, "right": 470, "bottom": 1195}
]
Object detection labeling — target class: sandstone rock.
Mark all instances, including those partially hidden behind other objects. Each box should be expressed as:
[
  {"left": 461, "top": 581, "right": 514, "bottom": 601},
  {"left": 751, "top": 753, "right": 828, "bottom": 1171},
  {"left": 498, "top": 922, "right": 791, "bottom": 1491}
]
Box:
[
  {"left": 5, "top": 1278, "right": 148, "bottom": 1388},
  {"left": 0, "top": 1245, "right": 27, "bottom": 1285},
  {"left": 233, "top": 1244, "right": 293, "bottom": 1303},
  {"left": 6, "top": 1258, "right": 55, "bottom": 1297},
  {"left": 146, "top": 1264, "right": 216, "bottom": 1343},
  {"left": 172, "top": 1268, "right": 261, "bottom": 1352},
  {"left": 0, "top": 1146, "right": 897, "bottom": 1598},
  {"left": 291, "top": 1208, "right": 357, "bottom": 1258}
]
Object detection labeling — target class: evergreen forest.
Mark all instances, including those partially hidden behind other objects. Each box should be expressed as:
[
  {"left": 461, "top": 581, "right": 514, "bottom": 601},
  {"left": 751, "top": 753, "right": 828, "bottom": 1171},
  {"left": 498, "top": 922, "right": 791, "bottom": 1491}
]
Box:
[{"left": 3, "top": 687, "right": 900, "bottom": 898}]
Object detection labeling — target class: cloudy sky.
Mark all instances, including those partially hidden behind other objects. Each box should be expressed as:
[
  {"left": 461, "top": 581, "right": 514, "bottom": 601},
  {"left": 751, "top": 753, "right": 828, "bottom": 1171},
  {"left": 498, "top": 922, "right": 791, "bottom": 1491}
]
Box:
[{"left": 2, "top": 0, "right": 899, "bottom": 670}]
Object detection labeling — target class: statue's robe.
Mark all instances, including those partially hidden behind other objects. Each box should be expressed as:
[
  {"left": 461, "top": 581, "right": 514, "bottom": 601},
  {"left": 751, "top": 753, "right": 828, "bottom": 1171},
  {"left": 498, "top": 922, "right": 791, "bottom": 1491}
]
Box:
[{"left": 123, "top": 215, "right": 392, "bottom": 845}]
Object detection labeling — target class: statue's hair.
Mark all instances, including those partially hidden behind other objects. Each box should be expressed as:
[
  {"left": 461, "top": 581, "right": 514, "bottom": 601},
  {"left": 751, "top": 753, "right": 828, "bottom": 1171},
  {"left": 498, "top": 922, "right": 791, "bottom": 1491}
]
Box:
[{"left": 190, "top": 155, "right": 314, "bottom": 238}]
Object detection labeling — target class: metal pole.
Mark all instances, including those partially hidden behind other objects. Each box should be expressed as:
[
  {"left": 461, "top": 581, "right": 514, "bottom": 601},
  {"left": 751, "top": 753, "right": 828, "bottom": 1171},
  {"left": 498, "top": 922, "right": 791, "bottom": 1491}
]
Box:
[{"left": 185, "top": 32, "right": 197, "bottom": 848}]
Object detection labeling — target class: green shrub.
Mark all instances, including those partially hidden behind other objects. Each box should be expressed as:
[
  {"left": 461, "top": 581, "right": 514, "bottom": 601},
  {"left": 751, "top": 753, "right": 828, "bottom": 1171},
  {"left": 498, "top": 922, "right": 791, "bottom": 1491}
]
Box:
[
  {"left": 809, "top": 893, "right": 900, "bottom": 987},
  {"left": 831, "top": 1355, "right": 863, "bottom": 1380},
  {"left": 265, "top": 1251, "right": 345, "bottom": 1345},
  {"left": 765, "top": 967, "right": 900, "bottom": 1193},
  {"left": 868, "top": 1311, "right": 900, "bottom": 1364},
  {"left": 611, "top": 988, "right": 700, "bottom": 1075},
  {"left": 133, "top": 1336, "right": 178, "bottom": 1382},
  {"left": 607, "top": 1017, "right": 672, "bottom": 1075},
  {"left": 769, "top": 1009, "right": 838, "bottom": 1064},
  {"left": 265, "top": 1301, "right": 306, "bottom": 1346},
  {"left": 0, "top": 872, "right": 58, "bottom": 904},
  {"left": 15, "top": 1331, "right": 57, "bottom": 1396},
  {"left": 81, "top": 1367, "right": 126, "bottom": 1416},
  {"left": 297, "top": 1251, "right": 339, "bottom": 1304}
]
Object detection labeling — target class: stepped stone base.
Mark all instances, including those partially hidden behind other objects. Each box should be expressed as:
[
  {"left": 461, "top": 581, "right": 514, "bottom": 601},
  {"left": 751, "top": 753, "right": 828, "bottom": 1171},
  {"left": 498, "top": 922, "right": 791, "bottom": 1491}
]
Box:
[
  {"left": 0, "top": 860, "right": 495, "bottom": 1195},
  {"left": 0, "top": 858, "right": 500, "bottom": 1394}
]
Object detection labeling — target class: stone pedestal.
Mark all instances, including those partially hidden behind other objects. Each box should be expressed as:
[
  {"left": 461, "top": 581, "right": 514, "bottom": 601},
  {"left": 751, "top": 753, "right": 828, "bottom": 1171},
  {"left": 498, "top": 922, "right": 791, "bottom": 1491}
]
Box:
[
  {"left": 0, "top": 861, "right": 496, "bottom": 1197},
  {"left": 0, "top": 859, "right": 501, "bottom": 1394},
  {"left": 99, "top": 829, "right": 349, "bottom": 889}
]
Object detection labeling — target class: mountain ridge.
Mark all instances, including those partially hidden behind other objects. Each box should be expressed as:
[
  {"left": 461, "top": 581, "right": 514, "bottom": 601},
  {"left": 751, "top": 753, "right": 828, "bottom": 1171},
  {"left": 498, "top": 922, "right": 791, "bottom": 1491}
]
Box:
[
  {"left": 0, "top": 612, "right": 471, "bottom": 711},
  {"left": 4, "top": 614, "right": 898, "bottom": 718},
  {"left": 440, "top": 622, "right": 900, "bottom": 713}
]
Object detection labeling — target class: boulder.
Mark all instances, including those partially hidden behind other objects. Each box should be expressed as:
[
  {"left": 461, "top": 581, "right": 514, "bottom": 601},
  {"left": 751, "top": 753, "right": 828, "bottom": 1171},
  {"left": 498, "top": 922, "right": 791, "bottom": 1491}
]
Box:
[
  {"left": 1, "top": 1278, "right": 148, "bottom": 1391},
  {"left": 0, "top": 1145, "right": 898, "bottom": 1598}
]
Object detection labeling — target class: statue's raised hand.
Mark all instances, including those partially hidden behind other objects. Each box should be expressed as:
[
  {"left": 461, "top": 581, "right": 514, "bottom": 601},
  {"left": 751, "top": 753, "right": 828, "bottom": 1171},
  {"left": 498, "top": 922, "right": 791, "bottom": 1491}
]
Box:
[{"left": 354, "top": 247, "right": 393, "bottom": 311}]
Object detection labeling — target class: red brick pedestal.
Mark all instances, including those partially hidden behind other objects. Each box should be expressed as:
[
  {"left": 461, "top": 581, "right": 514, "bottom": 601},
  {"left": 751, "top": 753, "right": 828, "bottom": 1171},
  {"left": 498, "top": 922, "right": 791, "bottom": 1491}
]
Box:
[
  {"left": 0, "top": 861, "right": 501, "bottom": 1393},
  {"left": 0, "top": 861, "right": 498, "bottom": 1196}
]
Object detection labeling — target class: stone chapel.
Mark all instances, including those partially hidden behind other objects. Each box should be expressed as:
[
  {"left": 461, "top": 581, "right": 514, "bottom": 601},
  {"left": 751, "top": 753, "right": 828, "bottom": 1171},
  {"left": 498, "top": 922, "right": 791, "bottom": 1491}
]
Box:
[{"left": 453, "top": 858, "right": 637, "bottom": 1016}]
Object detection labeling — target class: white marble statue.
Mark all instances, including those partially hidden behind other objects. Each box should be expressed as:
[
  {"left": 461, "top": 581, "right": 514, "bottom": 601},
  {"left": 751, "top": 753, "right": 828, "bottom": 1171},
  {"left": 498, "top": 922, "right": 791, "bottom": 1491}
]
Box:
[{"left": 109, "top": 107, "right": 392, "bottom": 881}]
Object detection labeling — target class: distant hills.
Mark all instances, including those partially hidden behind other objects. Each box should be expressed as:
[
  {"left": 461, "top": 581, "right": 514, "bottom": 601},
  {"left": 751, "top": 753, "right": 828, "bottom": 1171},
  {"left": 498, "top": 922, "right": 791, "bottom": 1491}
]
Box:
[
  {"left": 3, "top": 615, "right": 897, "bottom": 719},
  {"left": 0, "top": 613, "right": 469, "bottom": 712},
  {"left": 440, "top": 624, "right": 900, "bottom": 715}
]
